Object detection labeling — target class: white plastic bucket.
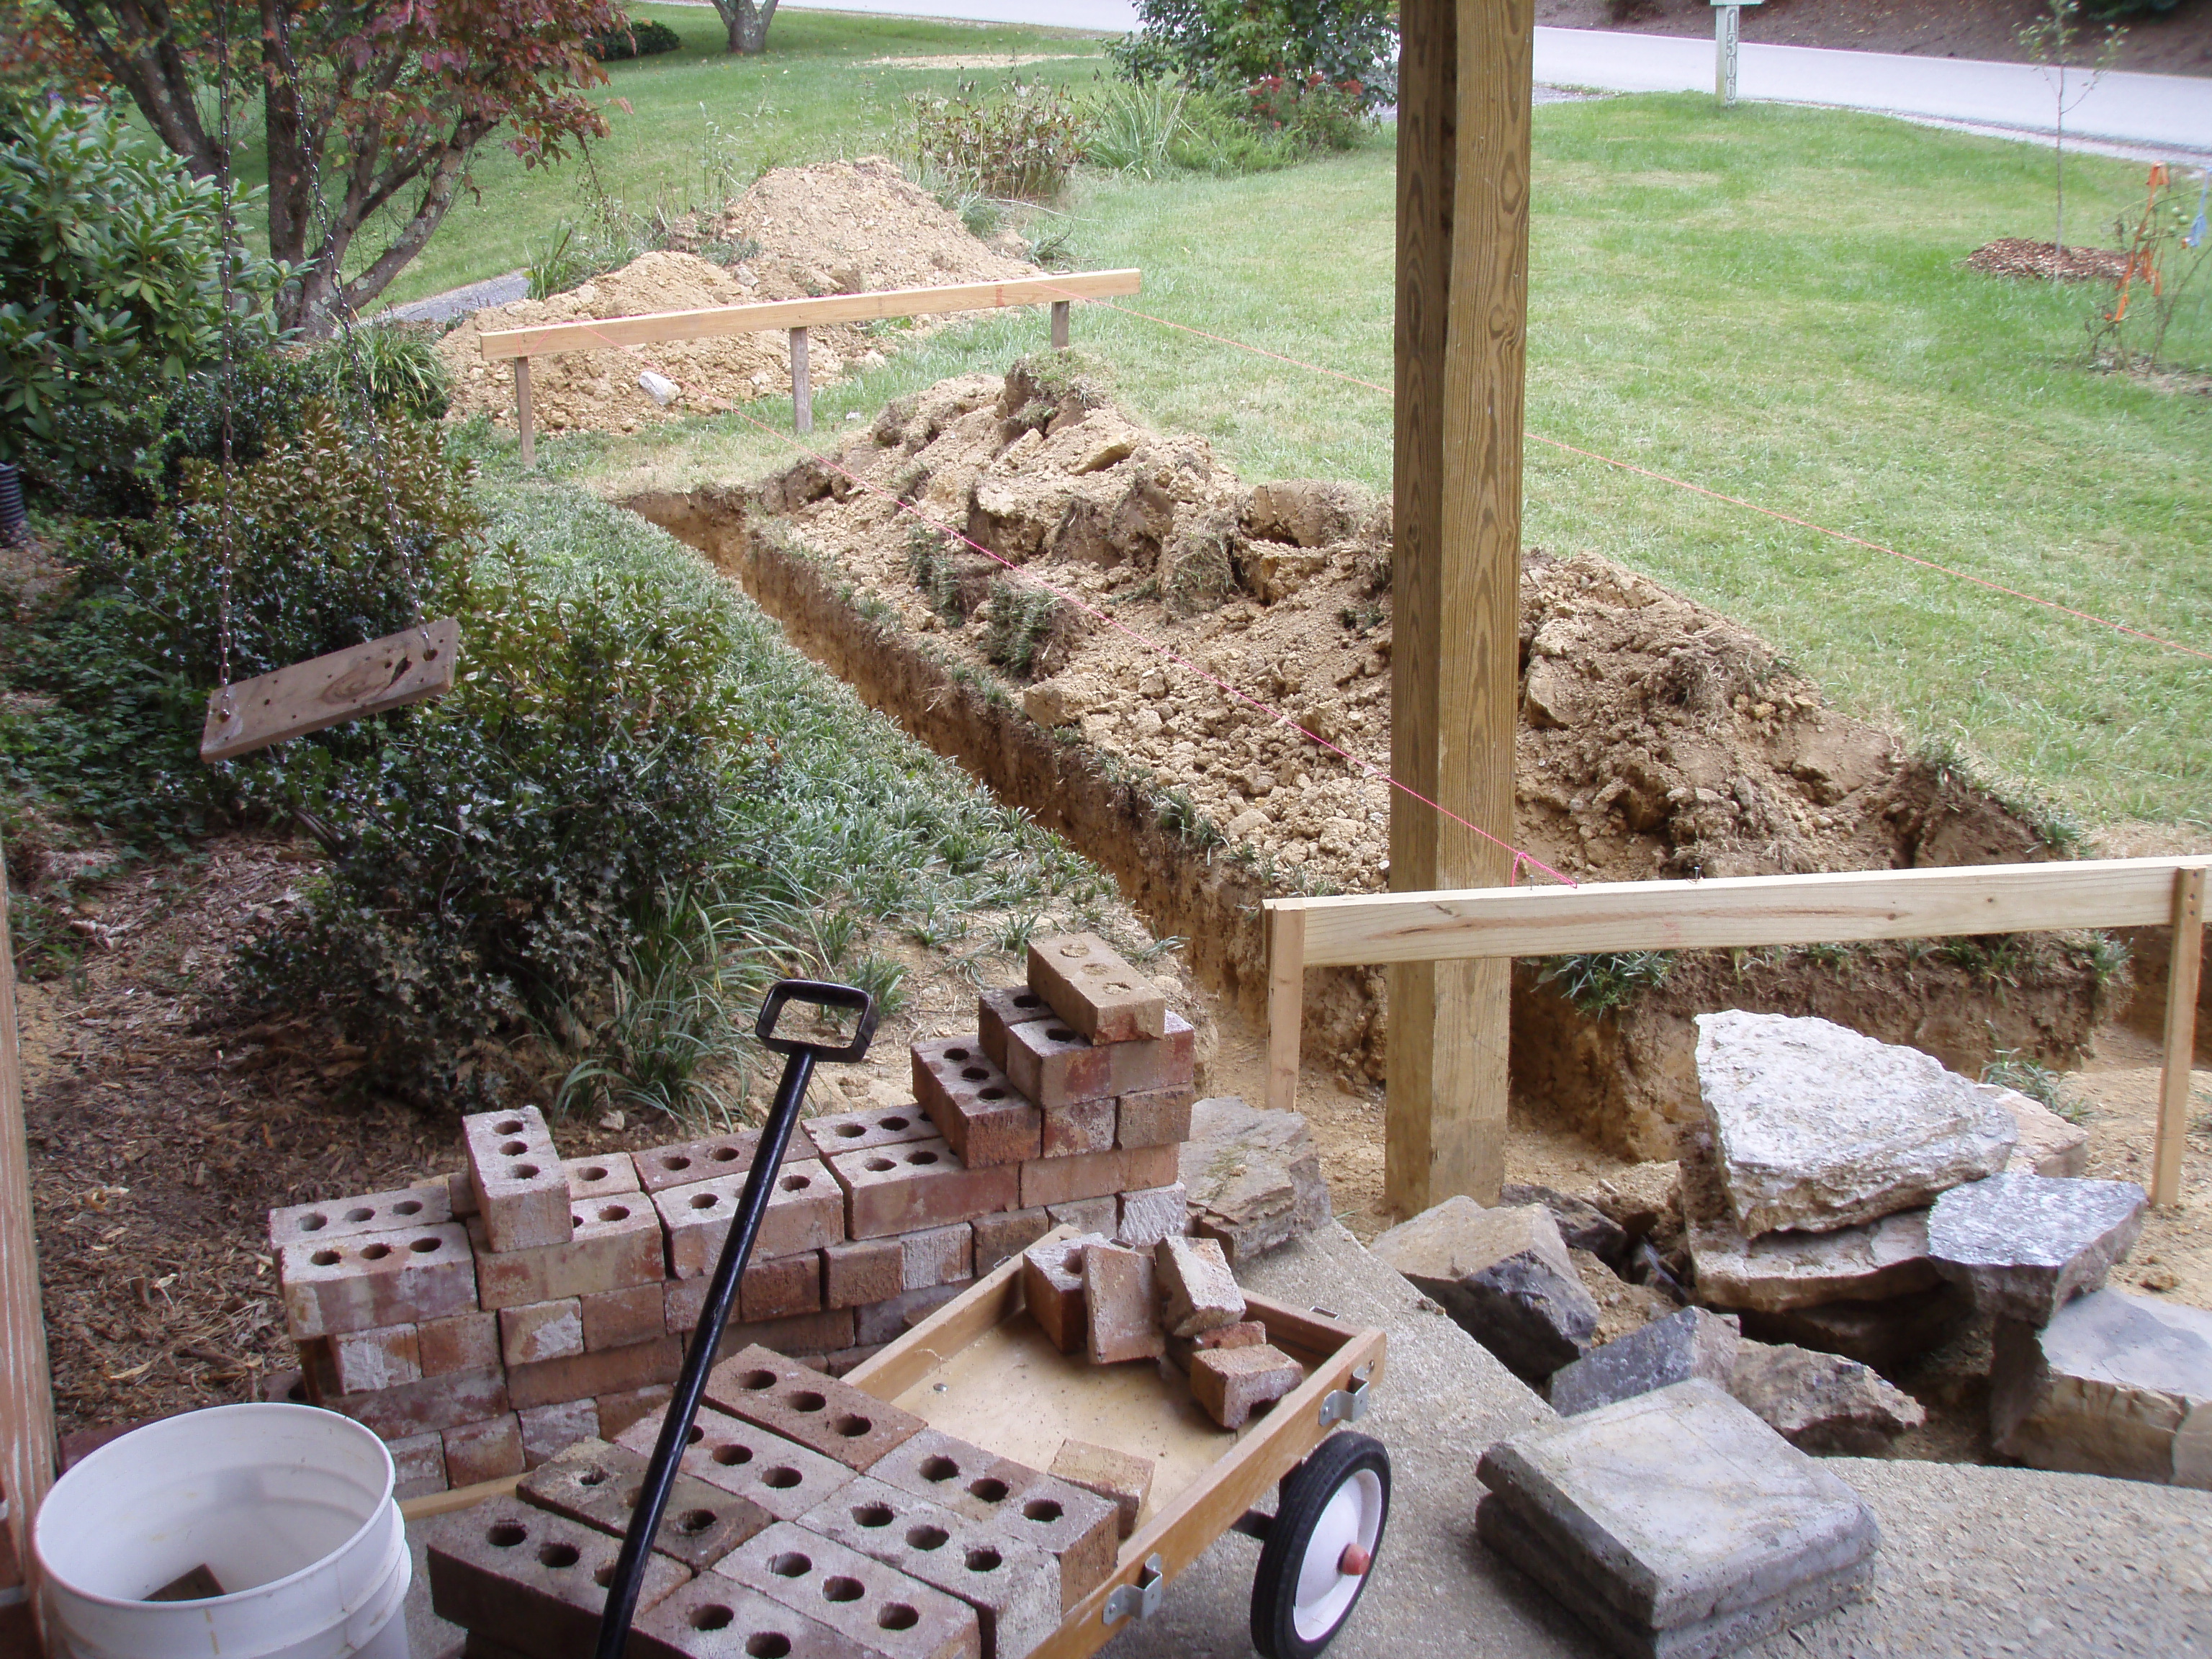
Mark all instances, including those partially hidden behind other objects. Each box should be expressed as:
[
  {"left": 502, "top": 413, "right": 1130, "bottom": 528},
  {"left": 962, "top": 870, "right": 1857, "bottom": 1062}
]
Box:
[{"left": 34, "top": 1403, "right": 412, "bottom": 1659}]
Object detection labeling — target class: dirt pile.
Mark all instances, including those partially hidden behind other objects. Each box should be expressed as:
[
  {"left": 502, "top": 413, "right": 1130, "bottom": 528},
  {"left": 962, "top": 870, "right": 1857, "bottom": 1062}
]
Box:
[{"left": 441, "top": 159, "right": 1035, "bottom": 435}]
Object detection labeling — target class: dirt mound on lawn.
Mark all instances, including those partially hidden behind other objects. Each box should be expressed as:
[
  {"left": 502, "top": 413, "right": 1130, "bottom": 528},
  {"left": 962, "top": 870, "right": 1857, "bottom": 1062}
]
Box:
[
  {"left": 441, "top": 159, "right": 1034, "bottom": 436},
  {"left": 734, "top": 366, "right": 2054, "bottom": 896}
]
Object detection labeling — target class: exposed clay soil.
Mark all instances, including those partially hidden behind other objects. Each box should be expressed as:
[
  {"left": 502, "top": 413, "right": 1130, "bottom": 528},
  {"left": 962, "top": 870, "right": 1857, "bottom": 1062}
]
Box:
[
  {"left": 439, "top": 158, "right": 1034, "bottom": 436},
  {"left": 1969, "top": 238, "right": 2136, "bottom": 282},
  {"left": 1536, "top": 0, "right": 2212, "bottom": 76}
]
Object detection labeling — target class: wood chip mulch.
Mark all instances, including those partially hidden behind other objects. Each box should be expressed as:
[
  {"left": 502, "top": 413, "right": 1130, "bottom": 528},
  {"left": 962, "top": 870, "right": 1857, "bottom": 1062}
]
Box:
[{"left": 1966, "top": 238, "right": 2131, "bottom": 284}]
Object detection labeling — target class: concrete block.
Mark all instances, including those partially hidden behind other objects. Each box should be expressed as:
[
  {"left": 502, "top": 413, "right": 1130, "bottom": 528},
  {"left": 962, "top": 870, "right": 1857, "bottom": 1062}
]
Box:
[
  {"left": 711, "top": 1521, "right": 981, "bottom": 1659},
  {"left": 1178, "top": 1096, "right": 1331, "bottom": 1264},
  {"left": 977, "top": 985, "right": 1054, "bottom": 1071},
  {"left": 580, "top": 1282, "right": 666, "bottom": 1351},
  {"left": 1025, "top": 934, "right": 1166, "bottom": 1043},
  {"left": 621, "top": 1401, "right": 856, "bottom": 1521},
  {"left": 1928, "top": 1172, "right": 2149, "bottom": 1326},
  {"left": 1551, "top": 1309, "right": 1742, "bottom": 1417},
  {"left": 1190, "top": 1341, "right": 1303, "bottom": 1429},
  {"left": 1081, "top": 1243, "right": 1162, "bottom": 1365},
  {"left": 564, "top": 1152, "right": 639, "bottom": 1201},
  {"left": 914, "top": 1038, "right": 1042, "bottom": 1168},
  {"left": 1115, "top": 1082, "right": 1196, "bottom": 1151},
  {"left": 1155, "top": 1235, "right": 1243, "bottom": 1338},
  {"left": 703, "top": 1344, "right": 927, "bottom": 1472},
  {"left": 830, "top": 1140, "right": 1020, "bottom": 1241},
  {"left": 902, "top": 1223, "right": 974, "bottom": 1293},
  {"left": 804, "top": 1475, "right": 1059, "bottom": 1659},
  {"left": 508, "top": 1335, "right": 683, "bottom": 1412},
  {"left": 1047, "top": 1438, "right": 1151, "bottom": 1539},
  {"left": 999, "top": 1013, "right": 1194, "bottom": 1110},
  {"left": 1728, "top": 1339, "right": 1926, "bottom": 1454},
  {"left": 654, "top": 1159, "right": 844, "bottom": 1276},
  {"left": 807, "top": 1105, "right": 939, "bottom": 1163},
  {"left": 269, "top": 1182, "right": 451, "bottom": 1250},
  {"left": 631, "top": 1577, "right": 877, "bottom": 1659},
  {"left": 418, "top": 1310, "right": 500, "bottom": 1377},
  {"left": 517, "top": 1399, "right": 601, "bottom": 1469},
  {"left": 1476, "top": 1379, "right": 1878, "bottom": 1652},
  {"left": 1990, "top": 1287, "right": 2212, "bottom": 1487},
  {"left": 972, "top": 1208, "right": 1052, "bottom": 1275},
  {"left": 464, "top": 1106, "right": 575, "bottom": 1253},
  {"left": 444, "top": 1414, "right": 526, "bottom": 1486},
  {"left": 518, "top": 1437, "right": 770, "bottom": 1572},
  {"left": 426, "top": 1494, "right": 691, "bottom": 1655},
  {"left": 500, "top": 1298, "right": 585, "bottom": 1368},
  {"left": 324, "top": 1367, "right": 510, "bottom": 1441},
  {"left": 597, "top": 1383, "right": 675, "bottom": 1442},
  {"left": 330, "top": 1321, "right": 421, "bottom": 1394},
  {"left": 1020, "top": 1233, "right": 1109, "bottom": 1354},
  {"left": 744, "top": 1251, "right": 825, "bottom": 1322},
  {"left": 1043, "top": 1197, "right": 1116, "bottom": 1236},
  {"left": 278, "top": 1221, "right": 477, "bottom": 1339},
  {"left": 1038, "top": 1097, "right": 1115, "bottom": 1159},
  {"left": 469, "top": 1200, "right": 663, "bottom": 1311},
  {"left": 1018, "top": 1145, "right": 1177, "bottom": 1210},
  {"left": 637, "top": 1130, "right": 762, "bottom": 1195},
  {"left": 388, "top": 1429, "right": 449, "bottom": 1499},
  {"left": 827, "top": 1236, "right": 907, "bottom": 1310},
  {"left": 1370, "top": 1197, "right": 1599, "bottom": 1384},
  {"left": 857, "top": 1285, "right": 966, "bottom": 1347},
  {"left": 1116, "top": 1182, "right": 1187, "bottom": 1249}
]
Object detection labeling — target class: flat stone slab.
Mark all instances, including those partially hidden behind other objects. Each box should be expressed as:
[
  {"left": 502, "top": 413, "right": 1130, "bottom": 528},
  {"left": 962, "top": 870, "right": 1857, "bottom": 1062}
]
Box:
[
  {"left": 1728, "top": 1341, "right": 1925, "bottom": 1455},
  {"left": 1551, "top": 1308, "right": 1741, "bottom": 1417},
  {"left": 1696, "top": 1012, "right": 2017, "bottom": 1235},
  {"left": 1478, "top": 1379, "right": 1879, "bottom": 1644},
  {"left": 1678, "top": 1130, "right": 1939, "bottom": 1313},
  {"left": 1177, "top": 1095, "right": 1330, "bottom": 1263},
  {"left": 1992, "top": 1287, "right": 2212, "bottom": 1488},
  {"left": 1929, "top": 1173, "right": 2148, "bottom": 1326},
  {"left": 1372, "top": 1198, "right": 1599, "bottom": 1384}
]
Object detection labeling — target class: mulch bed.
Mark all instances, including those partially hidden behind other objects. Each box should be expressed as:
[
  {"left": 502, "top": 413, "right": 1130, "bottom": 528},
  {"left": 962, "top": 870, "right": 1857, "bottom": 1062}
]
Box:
[{"left": 1966, "top": 238, "right": 2130, "bottom": 284}]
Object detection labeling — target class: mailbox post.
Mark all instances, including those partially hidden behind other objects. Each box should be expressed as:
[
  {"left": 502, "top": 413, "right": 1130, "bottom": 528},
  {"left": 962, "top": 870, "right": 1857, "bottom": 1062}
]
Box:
[{"left": 1712, "top": 0, "right": 1762, "bottom": 106}]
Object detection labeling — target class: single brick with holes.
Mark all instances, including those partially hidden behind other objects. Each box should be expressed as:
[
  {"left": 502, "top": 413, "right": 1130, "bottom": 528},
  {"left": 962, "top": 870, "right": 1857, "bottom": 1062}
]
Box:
[
  {"left": 986, "top": 1475, "right": 1120, "bottom": 1614},
  {"left": 976, "top": 986, "right": 1055, "bottom": 1071},
  {"left": 508, "top": 1336, "right": 683, "bottom": 1413},
  {"left": 1115, "top": 1082, "right": 1197, "bottom": 1150},
  {"left": 1082, "top": 1243, "right": 1164, "bottom": 1365},
  {"left": 710, "top": 1521, "right": 979, "bottom": 1659},
  {"left": 1047, "top": 1439, "right": 1153, "bottom": 1540},
  {"left": 828, "top": 1140, "right": 1019, "bottom": 1242},
  {"left": 269, "top": 1182, "right": 452, "bottom": 1250},
  {"left": 425, "top": 1494, "right": 692, "bottom": 1655},
  {"left": 1190, "top": 1342, "right": 1305, "bottom": 1430},
  {"left": 1017, "top": 1144, "right": 1178, "bottom": 1211},
  {"left": 1156, "top": 1235, "right": 1243, "bottom": 1337},
  {"left": 972, "top": 1209, "right": 1052, "bottom": 1276},
  {"left": 630, "top": 1576, "right": 876, "bottom": 1659},
  {"left": 806, "top": 1107, "right": 938, "bottom": 1163},
  {"left": 1038, "top": 1097, "right": 1115, "bottom": 1159},
  {"left": 518, "top": 1399, "right": 600, "bottom": 1470},
  {"left": 1044, "top": 1197, "right": 1117, "bottom": 1236},
  {"left": 912, "top": 1040, "right": 1040, "bottom": 1169},
  {"left": 902, "top": 1223, "right": 974, "bottom": 1294},
  {"left": 469, "top": 1199, "right": 662, "bottom": 1312},
  {"left": 330, "top": 1322, "right": 421, "bottom": 1394},
  {"left": 580, "top": 1282, "right": 665, "bottom": 1352},
  {"left": 500, "top": 1299, "right": 585, "bottom": 1368},
  {"left": 654, "top": 1160, "right": 843, "bottom": 1276},
  {"left": 279, "top": 1222, "right": 477, "bottom": 1339},
  {"left": 1117, "top": 1182, "right": 1189, "bottom": 1250},
  {"left": 635, "top": 1131, "right": 763, "bottom": 1195},
  {"left": 444, "top": 1414, "right": 526, "bottom": 1486},
  {"left": 703, "top": 1346, "right": 925, "bottom": 1473},
  {"left": 805, "top": 1475, "right": 1059, "bottom": 1659},
  {"left": 742, "top": 1251, "right": 824, "bottom": 1322},
  {"left": 998, "top": 1012, "right": 1195, "bottom": 1110},
  {"left": 389, "top": 1430, "right": 449, "bottom": 1500},
  {"left": 445, "top": 1170, "right": 477, "bottom": 1220},
  {"left": 464, "top": 1107, "right": 575, "bottom": 1253},
  {"left": 419, "top": 1310, "right": 500, "bottom": 1377},
  {"left": 620, "top": 1402, "right": 855, "bottom": 1522},
  {"left": 597, "top": 1383, "right": 673, "bottom": 1443},
  {"left": 1025, "top": 935, "right": 1166, "bottom": 1044},
  {"left": 518, "top": 1437, "right": 771, "bottom": 1573},
  {"left": 1167, "top": 1317, "right": 1269, "bottom": 1372},
  {"left": 563, "top": 1153, "right": 640, "bottom": 1202},
  {"left": 868, "top": 1430, "right": 1045, "bottom": 1527},
  {"left": 1020, "top": 1233, "right": 1109, "bottom": 1355},
  {"left": 824, "top": 1236, "right": 906, "bottom": 1310}
]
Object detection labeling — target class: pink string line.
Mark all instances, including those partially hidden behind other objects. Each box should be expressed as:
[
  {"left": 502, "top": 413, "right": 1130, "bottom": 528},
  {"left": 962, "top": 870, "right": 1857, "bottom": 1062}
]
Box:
[{"left": 1048, "top": 287, "right": 2212, "bottom": 669}]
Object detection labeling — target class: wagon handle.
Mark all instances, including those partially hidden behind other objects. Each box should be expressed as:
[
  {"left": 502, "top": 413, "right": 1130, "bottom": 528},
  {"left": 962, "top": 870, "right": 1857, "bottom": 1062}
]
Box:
[{"left": 593, "top": 979, "right": 878, "bottom": 1658}]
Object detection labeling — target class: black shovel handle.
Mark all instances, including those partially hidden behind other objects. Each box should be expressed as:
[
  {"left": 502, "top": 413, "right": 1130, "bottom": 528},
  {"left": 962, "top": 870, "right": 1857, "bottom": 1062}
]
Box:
[{"left": 592, "top": 979, "right": 878, "bottom": 1658}]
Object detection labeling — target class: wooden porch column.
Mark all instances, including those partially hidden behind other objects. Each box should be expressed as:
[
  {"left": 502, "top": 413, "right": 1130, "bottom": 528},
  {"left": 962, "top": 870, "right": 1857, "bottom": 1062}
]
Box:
[
  {"left": 0, "top": 850, "right": 55, "bottom": 1639},
  {"left": 1386, "top": 0, "right": 1534, "bottom": 1215}
]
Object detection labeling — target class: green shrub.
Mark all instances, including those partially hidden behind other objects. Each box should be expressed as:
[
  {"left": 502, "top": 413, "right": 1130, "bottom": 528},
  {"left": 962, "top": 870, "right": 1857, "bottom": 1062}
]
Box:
[
  {"left": 589, "top": 17, "right": 683, "bottom": 58},
  {"left": 909, "top": 78, "right": 1096, "bottom": 202},
  {"left": 1241, "top": 73, "right": 1367, "bottom": 151},
  {"left": 1109, "top": 0, "right": 1397, "bottom": 110}
]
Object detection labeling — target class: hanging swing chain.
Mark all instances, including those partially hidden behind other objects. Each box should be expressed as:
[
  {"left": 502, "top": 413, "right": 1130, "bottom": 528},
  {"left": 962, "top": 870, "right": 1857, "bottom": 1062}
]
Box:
[{"left": 212, "top": 0, "right": 240, "bottom": 698}]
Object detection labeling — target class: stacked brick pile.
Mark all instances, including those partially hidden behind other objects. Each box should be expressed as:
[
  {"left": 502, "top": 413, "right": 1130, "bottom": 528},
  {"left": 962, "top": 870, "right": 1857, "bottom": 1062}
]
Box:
[{"left": 271, "top": 932, "right": 1197, "bottom": 1501}]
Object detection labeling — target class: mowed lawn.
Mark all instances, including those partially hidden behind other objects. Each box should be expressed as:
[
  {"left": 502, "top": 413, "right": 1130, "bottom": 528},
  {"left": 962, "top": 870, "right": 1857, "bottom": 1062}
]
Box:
[{"left": 384, "top": 17, "right": 2211, "bottom": 831}]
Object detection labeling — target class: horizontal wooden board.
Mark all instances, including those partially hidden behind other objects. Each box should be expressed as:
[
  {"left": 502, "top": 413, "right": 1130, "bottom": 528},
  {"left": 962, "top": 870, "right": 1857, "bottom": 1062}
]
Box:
[
  {"left": 201, "top": 617, "right": 460, "bottom": 763},
  {"left": 1276, "top": 858, "right": 2211, "bottom": 967},
  {"left": 478, "top": 269, "right": 1143, "bottom": 360}
]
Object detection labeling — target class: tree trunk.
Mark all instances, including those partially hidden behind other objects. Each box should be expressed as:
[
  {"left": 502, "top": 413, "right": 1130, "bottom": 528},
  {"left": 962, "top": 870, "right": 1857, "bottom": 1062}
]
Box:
[{"left": 720, "top": 0, "right": 777, "bottom": 53}]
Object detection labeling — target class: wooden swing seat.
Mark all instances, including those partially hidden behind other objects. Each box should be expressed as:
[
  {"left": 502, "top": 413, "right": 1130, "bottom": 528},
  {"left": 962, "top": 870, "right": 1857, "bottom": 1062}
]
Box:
[{"left": 199, "top": 617, "right": 461, "bottom": 762}]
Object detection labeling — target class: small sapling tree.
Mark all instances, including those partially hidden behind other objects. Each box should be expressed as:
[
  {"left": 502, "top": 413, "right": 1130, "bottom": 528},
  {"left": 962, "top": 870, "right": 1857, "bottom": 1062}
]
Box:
[{"left": 2017, "top": 0, "right": 2126, "bottom": 269}]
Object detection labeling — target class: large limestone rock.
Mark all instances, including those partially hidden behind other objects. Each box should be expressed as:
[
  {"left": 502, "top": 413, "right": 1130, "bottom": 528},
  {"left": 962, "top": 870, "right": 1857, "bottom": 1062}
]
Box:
[
  {"left": 1990, "top": 1288, "right": 2212, "bottom": 1488},
  {"left": 1679, "top": 1130, "right": 1940, "bottom": 1313},
  {"left": 1177, "top": 1096, "right": 1329, "bottom": 1264},
  {"left": 1550, "top": 1308, "right": 1742, "bottom": 1416},
  {"left": 1928, "top": 1173, "right": 2148, "bottom": 1326},
  {"left": 1370, "top": 1198, "right": 1599, "bottom": 1384},
  {"left": 1727, "top": 1339, "right": 1926, "bottom": 1454},
  {"left": 1696, "top": 1012, "right": 2018, "bottom": 1235}
]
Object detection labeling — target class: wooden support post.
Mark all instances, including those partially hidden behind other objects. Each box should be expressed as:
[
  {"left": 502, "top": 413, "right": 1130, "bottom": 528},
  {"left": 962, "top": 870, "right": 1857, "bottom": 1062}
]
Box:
[
  {"left": 1387, "top": 0, "right": 1532, "bottom": 1215},
  {"left": 790, "top": 327, "right": 811, "bottom": 435},
  {"left": 0, "top": 849, "right": 55, "bottom": 1640},
  {"left": 513, "top": 357, "right": 535, "bottom": 467},
  {"left": 1265, "top": 907, "right": 1307, "bottom": 1117},
  {"left": 2154, "top": 864, "right": 2205, "bottom": 1208},
  {"left": 1051, "top": 300, "right": 1070, "bottom": 350}
]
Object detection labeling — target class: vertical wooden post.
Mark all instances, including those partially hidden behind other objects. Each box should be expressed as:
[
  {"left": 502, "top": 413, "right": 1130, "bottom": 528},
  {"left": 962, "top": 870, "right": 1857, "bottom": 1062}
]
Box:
[
  {"left": 1051, "top": 300, "right": 1071, "bottom": 350},
  {"left": 1386, "top": 0, "right": 1532, "bottom": 1215},
  {"left": 513, "top": 357, "right": 535, "bottom": 468},
  {"left": 1265, "top": 905, "right": 1307, "bottom": 1117},
  {"left": 790, "top": 327, "right": 811, "bottom": 435},
  {"left": 0, "top": 850, "right": 55, "bottom": 1640},
  {"left": 2154, "top": 865, "right": 2205, "bottom": 1208},
  {"left": 1715, "top": 4, "right": 1740, "bottom": 104}
]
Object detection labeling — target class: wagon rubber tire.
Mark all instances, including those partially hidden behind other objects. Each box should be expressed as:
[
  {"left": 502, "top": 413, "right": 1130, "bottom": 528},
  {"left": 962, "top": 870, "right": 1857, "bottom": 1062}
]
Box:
[{"left": 1250, "top": 1431, "right": 1391, "bottom": 1658}]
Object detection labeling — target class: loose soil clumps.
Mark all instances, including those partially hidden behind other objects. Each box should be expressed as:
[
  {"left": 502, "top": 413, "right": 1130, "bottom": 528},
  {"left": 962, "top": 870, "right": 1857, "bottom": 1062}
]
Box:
[{"left": 440, "top": 159, "right": 1034, "bottom": 436}]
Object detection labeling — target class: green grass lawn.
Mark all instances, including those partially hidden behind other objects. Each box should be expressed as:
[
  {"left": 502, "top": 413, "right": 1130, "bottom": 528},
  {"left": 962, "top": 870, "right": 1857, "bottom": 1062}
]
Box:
[{"left": 393, "top": 26, "right": 2210, "bottom": 831}]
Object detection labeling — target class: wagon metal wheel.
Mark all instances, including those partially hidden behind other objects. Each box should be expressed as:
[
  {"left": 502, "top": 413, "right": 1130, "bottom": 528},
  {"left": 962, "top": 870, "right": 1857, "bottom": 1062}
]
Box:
[{"left": 1250, "top": 1431, "right": 1391, "bottom": 1658}]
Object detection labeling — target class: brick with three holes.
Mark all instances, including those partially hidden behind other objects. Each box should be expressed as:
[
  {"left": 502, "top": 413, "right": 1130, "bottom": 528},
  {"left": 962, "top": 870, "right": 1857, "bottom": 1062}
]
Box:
[
  {"left": 997, "top": 1012, "right": 1195, "bottom": 1110},
  {"left": 828, "top": 1140, "right": 1019, "bottom": 1241},
  {"left": 464, "top": 1107, "right": 574, "bottom": 1252},
  {"left": 425, "top": 1494, "right": 691, "bottom": 1655},
  {"left": 468, "top": 1198, "right": 662, "bottom": 1312},
  {"left": 635, "top": 1130, "right": 763, "bottom": 1195},
  {"left": 269, "top": 1182, "right": 451, "bottom": 1251},
  {"left": 654, "top": 1160, "right": 844, "bottom": 1275},
  {"left": 912, "top": 1040, "right": 1040, "bottom": 1169},
  {"left": 278, "top": 1223, "right": 477, "bottom": 1339},
  {"left": 517, "top": 1437, "right": 770, "bottom": 1572},
  {"left": 710, "top": 1521, "right": 979, "bottom": 1659},
  {"left": 630, "top": 1576, "right": 882, "bottom": 1659},
  {"left": 976, "top": 986, "right": 1055, "bottom": 1071},
  {"left": 1024, "top": 935, "right": 1166, "bottom": 1044},
  {"left": 618, "top": 1401, "right": 855, "bottom": 1522},
  {"left": 806, "top": 1107, "right": 938, "bottom": 1164},
  {"left": 701, "top": 1345, "right": 925, "bottom": 1472},
  {"left": 563, "top": 1152, "right": 640, "bottom": 1202}
]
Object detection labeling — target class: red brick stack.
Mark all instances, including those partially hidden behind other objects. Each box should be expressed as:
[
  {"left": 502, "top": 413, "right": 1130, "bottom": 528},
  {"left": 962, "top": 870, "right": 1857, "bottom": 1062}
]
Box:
[{"left": 269, "top": 932, "right": 1197, "bottom": 1501}]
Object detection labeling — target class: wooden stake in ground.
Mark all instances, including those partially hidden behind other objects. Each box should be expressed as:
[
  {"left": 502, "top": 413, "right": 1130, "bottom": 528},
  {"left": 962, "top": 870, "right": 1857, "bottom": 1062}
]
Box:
[
  {"left": 1386, "top": 0, "right": 1534, "bottom": 1215},
  {"left": 0, "top": 848, "right": 55, "bottom": 1637}
]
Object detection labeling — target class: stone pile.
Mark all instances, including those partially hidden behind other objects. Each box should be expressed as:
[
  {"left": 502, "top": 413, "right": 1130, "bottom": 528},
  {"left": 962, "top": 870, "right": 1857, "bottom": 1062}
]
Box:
[{"left": 271, "top": 932, "right": 1199, "bottom": 1500}]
